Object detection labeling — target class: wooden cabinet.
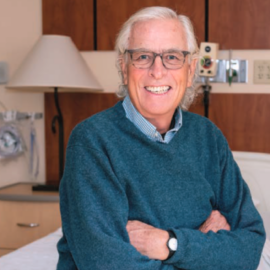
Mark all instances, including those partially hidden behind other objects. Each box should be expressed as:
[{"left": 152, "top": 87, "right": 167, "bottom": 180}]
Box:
[
  {"left": 209, "top": 0, "right": 270, "bottom": 49},
  {"left": 43, "top": 0, "right": 205, "bottom": 50},
  {"left": 0, "top": 183, "right": 61, "bottom": 256},
  {"left": 42, "top": 0, "right": 94, "bottom": 50},
  {"left": 96, "top": 0, "right": 205, "bottom": 50},
  {"left": 43, "top": 0, "right": 270, "bottom": 50},
  {"left": 189, "top": 93, "right": 270, "bottom": 154}
]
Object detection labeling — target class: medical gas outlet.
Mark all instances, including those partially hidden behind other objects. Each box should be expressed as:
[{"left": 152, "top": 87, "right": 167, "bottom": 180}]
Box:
[{"left": 199, "top": 42, "right": 219, "bottom": 77}]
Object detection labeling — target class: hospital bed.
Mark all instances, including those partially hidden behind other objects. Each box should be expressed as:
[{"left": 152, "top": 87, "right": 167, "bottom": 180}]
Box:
[
  {"left": 232, "top": 151, "right": 270, "bottom": 270},
  {"left": 0, "top": 151, "right": 269, "bottom": 269}
]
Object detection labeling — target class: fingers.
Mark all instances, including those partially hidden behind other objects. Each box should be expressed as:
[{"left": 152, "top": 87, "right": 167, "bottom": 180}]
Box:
[
  {"left": 126, "top": 221, "right": 170, "bottom": 260},
  {"left": 126, "top": 220, "right": 154, "bottom": 232},
  {"left": 223, "top": 223, "right": 231, "bottom": 231},
  {"left": 199, "top": 210, "right": 231, "bottom": 233}
]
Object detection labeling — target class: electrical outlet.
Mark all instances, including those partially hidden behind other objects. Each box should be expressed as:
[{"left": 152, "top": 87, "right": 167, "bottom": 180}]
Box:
[{"left": 254, "top": 60, "right": 270, "bottom": 84}]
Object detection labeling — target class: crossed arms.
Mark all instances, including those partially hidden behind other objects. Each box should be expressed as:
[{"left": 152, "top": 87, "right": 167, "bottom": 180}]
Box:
[{"left": 127, "top": 210, "right": 230, "bottom": 260}]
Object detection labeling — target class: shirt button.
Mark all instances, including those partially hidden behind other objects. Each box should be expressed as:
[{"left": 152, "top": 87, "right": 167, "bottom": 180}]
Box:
[{"left": 155, "top": 132, "right": 158, "bottom": 137}]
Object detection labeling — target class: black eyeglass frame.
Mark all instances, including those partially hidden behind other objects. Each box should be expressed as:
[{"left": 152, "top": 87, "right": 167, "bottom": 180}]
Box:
[{"left": 125, "top": 49, "right": 190, "bottom": 70}]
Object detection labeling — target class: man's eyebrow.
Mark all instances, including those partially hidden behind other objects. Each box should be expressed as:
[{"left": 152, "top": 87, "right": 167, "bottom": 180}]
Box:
[
  {"left": 128, "top": 48, "right": 185, "bottom": 53},
  {"left": 165, "top": 48, "right": 185, "bottom": 53},
  {"left": 129, "top": 48, "right": 152, "bottom": 52}
]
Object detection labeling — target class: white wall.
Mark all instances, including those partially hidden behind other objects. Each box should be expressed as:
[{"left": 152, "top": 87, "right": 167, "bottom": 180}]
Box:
[{"left": 0, "top": 0, "right": 44, "bottom": 187}]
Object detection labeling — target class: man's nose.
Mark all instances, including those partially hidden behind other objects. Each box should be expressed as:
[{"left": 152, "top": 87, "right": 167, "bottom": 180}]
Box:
[{"left": 148, "top": 55, "right": 167, "bottom": 79}]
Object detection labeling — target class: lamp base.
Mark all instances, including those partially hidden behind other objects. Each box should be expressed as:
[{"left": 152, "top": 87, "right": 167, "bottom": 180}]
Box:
[{"left": 32, "top": 184, "right": 59, "bottom": 192}]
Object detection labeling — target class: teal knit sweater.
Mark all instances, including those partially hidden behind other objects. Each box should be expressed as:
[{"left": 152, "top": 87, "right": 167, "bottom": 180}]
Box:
[{"left": 57, "top": 101, "right": 265, "bottom": 270}]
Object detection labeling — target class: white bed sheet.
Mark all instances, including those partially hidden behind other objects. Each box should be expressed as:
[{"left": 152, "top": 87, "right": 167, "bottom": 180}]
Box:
[
  {"left": 0, "top": 228, "right": 62, "bottom": 270},
  {"left": 258, "top": 238, "right": 270, "bottom": 270},
  {"left": 1, "top": 225, "right": 270, "bottom": 270}
]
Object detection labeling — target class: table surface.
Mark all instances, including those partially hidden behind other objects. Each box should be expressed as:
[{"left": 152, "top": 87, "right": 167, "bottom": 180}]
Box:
[{"left": 0, "top": 183, "right": 59, "bottom": 202}]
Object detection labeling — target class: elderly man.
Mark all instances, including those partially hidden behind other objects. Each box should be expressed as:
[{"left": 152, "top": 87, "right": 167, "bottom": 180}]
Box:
[{"left": 57, "top": 6, "right": 265, "bottom": 270}]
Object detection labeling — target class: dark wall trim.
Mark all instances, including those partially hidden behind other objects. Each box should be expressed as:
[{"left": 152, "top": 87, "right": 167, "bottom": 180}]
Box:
[
  {"left": 93, "top": 0, "right": 97, "bottom": 50},
  {"left": 205, "top": 0, "right": 209, "bottom": 41}
]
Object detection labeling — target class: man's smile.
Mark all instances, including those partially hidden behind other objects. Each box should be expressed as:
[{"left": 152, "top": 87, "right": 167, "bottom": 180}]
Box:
[{"left": 144, "top": 85, "right": 171, "bottom": 94}]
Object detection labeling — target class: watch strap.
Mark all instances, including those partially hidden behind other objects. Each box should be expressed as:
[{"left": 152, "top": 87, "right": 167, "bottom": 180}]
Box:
[{"left": 165, "top": 230, "right": 177, "bottom": 260}]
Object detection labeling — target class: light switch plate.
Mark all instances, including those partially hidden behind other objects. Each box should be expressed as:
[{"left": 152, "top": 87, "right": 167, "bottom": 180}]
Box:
[
  {"left": 254, "top": 60, "right": 270, "bottom": 84},
  {"left": 0, "top": 62, "right": 8, "bottom": 84}
]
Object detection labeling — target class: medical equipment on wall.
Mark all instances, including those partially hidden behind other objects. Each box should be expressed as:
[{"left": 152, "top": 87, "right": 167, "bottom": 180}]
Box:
[
  {"left": 199, "top": 42, "right": 219, "bottom": 77},
  {"left": 0, "top": 111, "right": 25, "bottom": 159},
  {"left": 0, "top": 61, "right": 8, "bottom": 85},
  {"left": 197, "top": 44, "right": 249, "bottom": 117},
  {"left": 0, "top": 110, "right": 42, "bottom": 179},
  {"left": 28, "top": 114, "right": 40, "bottom": 180},
  {"left": 198, "top": 42, "right": 219, "bottom": 118},
  {"left": 197, "top": 48, "right": 248, "bottom": 85},
  {"left": 0, "top": 124, "right": 24, "bottom": 159}
]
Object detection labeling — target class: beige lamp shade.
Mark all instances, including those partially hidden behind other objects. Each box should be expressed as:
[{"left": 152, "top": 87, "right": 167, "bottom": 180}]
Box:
[{"left": 6, "top": 35, "right": 102, "bottom": 92}]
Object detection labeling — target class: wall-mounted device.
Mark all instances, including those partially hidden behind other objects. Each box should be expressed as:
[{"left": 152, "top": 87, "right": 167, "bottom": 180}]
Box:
[
  {"left": 198, "top": 42, "right": 219, "bottom": 119},
  {"left": 196, "top": 59, "right": 248, "bottom": 84},
  {"left": 199, "top": 42, "right": 219, "bottom": 77},
  {"left": 0, "top": 62, "right": 8, "bottom": 84}
]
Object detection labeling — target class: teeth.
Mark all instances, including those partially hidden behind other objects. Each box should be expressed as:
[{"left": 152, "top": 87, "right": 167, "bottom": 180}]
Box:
[{"left": 145, "top": 86, "right": 170, "bottom": 94}]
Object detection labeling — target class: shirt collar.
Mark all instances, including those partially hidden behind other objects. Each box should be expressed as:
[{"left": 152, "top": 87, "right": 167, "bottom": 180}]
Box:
[{"left": 122, "top": 95, "right": 182, "bottom": 144}]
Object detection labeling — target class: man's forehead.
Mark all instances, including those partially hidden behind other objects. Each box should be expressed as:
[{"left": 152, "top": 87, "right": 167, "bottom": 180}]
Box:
[
  {"left": 129, "top": 19, "right": 187, "bottom": 50},
  {"left": 129, "top": 20, "right": 187, "bottom": 52},
  {"left": 132, "top": 18, "right": 182, "bottom": 30}
]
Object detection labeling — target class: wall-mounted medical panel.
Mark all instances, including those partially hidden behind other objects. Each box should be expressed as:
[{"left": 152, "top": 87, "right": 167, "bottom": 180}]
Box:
[{"left": 197, "top": 60, "right": 248, "bottom": 83}]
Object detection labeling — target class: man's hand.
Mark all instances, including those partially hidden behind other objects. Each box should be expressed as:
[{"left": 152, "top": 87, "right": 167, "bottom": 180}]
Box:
[
  {"left": 199, "top": 210, "right": 231, "bottom": 233},
  {"left": 126, "top": 211, "right": 230, "bottom": 260},
  {"left": 126, "top": 220, "right": 169, "bottom": 260}
]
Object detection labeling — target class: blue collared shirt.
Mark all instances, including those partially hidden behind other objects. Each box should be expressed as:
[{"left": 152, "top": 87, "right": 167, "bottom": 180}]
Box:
[{"left": 122, "top": 95, "right": 182, "bottom": 144}]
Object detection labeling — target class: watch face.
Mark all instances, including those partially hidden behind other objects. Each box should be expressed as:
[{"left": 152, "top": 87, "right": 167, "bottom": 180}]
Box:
[{"left": 168, "top": 238, "right": 178, "bottom": 251}]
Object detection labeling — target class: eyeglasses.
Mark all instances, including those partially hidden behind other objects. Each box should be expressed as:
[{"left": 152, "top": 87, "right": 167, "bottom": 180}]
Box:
[{"left": 125, "top": 49, "right": 190, "bottom": 70}]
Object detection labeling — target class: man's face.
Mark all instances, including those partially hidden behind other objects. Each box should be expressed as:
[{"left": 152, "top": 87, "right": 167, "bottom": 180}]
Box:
[{"left": 122, "top": 19, "right": 196, "bottom": 123}]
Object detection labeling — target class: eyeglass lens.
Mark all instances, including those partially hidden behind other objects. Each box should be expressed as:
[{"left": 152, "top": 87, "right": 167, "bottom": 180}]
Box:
[{"left": 130, "top": 51, "right": 188, "bottom": 69}]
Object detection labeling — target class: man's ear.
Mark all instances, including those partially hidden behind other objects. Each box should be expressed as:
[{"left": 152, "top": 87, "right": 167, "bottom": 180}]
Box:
[
  {"left": 120, "top": 57, "right": 128, "bottom": 85},
  {"left": 187, "top": 58, "right": 197, "bottom": 88}
]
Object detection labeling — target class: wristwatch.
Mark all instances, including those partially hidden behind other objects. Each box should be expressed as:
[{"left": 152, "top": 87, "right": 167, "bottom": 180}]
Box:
[{"left": 166, "top": 230, "right": 178, "bottom": 260}]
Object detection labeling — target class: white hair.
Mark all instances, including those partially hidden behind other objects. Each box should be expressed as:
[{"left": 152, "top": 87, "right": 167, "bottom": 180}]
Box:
[{"left": 115, "top": 6, "right": 199, "bottom": 110}]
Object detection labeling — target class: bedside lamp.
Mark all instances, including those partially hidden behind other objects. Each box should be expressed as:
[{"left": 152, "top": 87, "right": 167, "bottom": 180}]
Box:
[{"left": 6, "top": 35, "right": 103, "bottom": 191}]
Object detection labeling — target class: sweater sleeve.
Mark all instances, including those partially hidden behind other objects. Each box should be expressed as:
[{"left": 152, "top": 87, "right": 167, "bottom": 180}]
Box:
[
  {"left": 57, "top": 138, "right": 175, "bottom": 270},
  {"left": 164, "top": 129, "right": 266, "bottom": 270}
]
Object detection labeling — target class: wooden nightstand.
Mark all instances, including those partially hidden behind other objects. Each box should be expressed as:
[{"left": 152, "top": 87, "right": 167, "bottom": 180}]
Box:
[{"left": 0, "top": 183, "right": 61, "bottom": 256}]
